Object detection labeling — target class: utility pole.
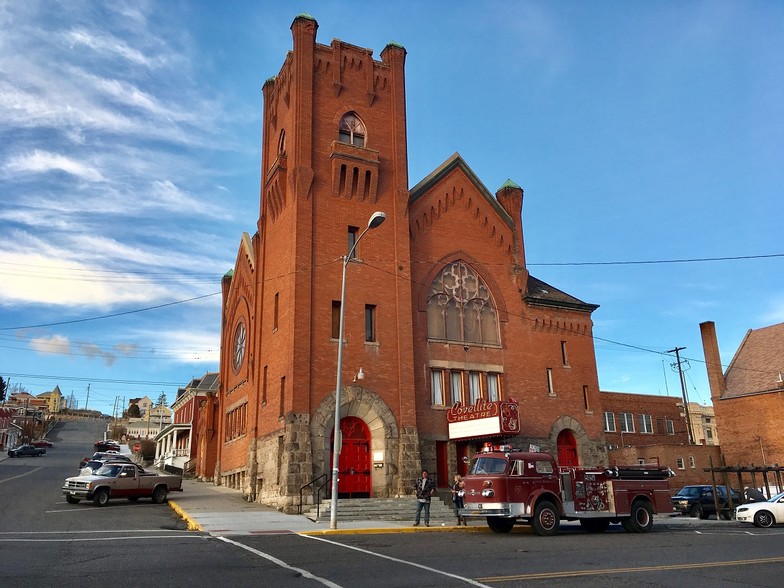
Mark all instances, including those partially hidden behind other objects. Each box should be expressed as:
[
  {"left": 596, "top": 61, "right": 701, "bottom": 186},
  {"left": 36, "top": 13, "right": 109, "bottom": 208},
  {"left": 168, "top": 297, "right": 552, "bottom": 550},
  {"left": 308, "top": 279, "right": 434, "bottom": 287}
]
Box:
[
  {"left": 668, "top": 346, "right": 695, "bottom": 444},
  {"left": 84, "top": 383, "right": 90, "bottom": 411}
]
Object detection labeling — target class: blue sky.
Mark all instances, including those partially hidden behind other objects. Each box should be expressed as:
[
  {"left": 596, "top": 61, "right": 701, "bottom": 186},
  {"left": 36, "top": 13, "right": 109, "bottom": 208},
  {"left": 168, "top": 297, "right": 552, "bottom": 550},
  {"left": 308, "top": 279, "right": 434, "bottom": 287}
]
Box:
[{"left": 1, "top": 1, "right": 782, "bottom": 416}]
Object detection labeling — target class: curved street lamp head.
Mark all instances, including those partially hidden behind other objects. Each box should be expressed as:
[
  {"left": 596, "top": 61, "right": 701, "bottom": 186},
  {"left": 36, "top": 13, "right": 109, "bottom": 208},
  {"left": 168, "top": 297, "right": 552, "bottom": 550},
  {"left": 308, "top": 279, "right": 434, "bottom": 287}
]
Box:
[{"left": 367, "top": 211, "right": 386, "bottom": 230}]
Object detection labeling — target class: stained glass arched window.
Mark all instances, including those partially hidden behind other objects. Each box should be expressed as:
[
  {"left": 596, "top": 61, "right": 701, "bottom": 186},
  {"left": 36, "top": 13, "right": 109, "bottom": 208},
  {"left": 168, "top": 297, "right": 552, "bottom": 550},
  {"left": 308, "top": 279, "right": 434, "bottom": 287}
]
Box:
[
  {"left": 427, "top": 261, "right": 500, "bottom": 345},
  {"left": 339, "top": 112, "right": 366, "bottom": 147}
]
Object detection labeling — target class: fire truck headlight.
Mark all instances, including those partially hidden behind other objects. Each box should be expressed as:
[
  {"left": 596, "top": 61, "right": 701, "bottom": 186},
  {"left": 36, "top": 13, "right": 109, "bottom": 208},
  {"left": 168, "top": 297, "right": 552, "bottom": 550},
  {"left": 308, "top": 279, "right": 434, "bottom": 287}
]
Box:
[
  {"left": 483, "top": 480, "right": 493, "bottom": 487},
  {"left": 481, "top": 489, "right": 494, "bottom": 498}
]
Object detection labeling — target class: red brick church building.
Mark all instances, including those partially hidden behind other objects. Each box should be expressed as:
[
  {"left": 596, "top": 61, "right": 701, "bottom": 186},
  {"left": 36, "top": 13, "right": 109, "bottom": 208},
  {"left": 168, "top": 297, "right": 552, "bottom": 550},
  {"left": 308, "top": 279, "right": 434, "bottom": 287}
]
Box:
[{"left": 213, "top": 14, "right": 608, "bottom": 511}]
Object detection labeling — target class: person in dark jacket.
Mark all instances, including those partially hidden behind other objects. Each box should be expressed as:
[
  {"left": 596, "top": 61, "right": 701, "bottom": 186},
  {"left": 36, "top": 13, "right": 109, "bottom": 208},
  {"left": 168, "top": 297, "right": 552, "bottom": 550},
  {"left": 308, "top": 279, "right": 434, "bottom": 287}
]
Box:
[
  {"left": 452, "top": 474, "right": 467, "bottom": 526},
  {"left": 414, "top": 470, "right": 436, "bottom": 526}
]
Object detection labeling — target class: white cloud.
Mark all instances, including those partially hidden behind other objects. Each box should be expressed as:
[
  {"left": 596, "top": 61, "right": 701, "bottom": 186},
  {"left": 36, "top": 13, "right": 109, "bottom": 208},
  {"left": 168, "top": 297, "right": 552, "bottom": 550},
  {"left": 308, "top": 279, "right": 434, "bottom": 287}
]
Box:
[
  {"left": 64, "top": 27, "right": 163, "bottom": 68},
  {"left": 4, "top": 150, "right": 105, "bottom": 182},
  {"left": 30, "top": 334, "right": 71, "bottom": 355}
]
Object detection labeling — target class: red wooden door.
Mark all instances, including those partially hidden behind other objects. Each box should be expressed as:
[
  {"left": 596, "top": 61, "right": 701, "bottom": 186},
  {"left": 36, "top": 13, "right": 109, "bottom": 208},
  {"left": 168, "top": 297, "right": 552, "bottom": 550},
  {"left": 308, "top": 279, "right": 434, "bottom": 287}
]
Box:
[
  {"left": 332, "top": 416, "right": 371, "bottom": 497},
  {"left": 557, "top": 429, "right": 578, "bottom": 466}
]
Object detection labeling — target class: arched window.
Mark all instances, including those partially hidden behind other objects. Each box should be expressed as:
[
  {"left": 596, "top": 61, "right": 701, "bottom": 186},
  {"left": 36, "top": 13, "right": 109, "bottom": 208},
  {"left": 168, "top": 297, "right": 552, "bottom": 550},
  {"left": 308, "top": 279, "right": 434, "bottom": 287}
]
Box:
[
  {"left": 427, "top": 261, "right": 499, "bottom": 345},
  {"left": 339, "top": 112, "right": 366, "bottom": 147},
  {"left": 278, "top": 129, "right": 286, "bottom": 155}
]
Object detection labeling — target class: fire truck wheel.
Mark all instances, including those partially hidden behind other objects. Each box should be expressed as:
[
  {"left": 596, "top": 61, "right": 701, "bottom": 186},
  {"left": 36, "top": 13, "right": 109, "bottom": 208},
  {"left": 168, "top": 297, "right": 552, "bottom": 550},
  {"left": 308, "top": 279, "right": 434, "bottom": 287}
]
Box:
[
  {"left": 486, "top": 516, "right": 515, "bottom": 533},
  {"left": 532, "top": 501, "right": 560, "bottom": 536},
  {"left": 579, "top": 518, "right": 610, "bottom": 533},
  {"left": 625, "top": 500, "right": 654, "bottom": 533}
]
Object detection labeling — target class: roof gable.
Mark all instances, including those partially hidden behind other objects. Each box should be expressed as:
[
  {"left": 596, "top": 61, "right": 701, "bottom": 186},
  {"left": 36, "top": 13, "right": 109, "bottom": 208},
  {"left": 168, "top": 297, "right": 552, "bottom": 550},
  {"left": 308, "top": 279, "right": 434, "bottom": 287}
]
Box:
[
  {"left": 724, "top": 322, "right": 784, "bottom": 397},
  {"left": 409, "top": 152, "right": 514, "bottom": 230}
]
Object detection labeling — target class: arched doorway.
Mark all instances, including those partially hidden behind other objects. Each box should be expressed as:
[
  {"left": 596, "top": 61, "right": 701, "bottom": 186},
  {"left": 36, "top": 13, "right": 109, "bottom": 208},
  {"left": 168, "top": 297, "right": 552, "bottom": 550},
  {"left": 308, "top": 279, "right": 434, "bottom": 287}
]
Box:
[
  {"left": 331, "top": 416, "right": 371, "bottom": 498},
  {"left": 557, "top": 429, "right": 578, "bottom": 466}
]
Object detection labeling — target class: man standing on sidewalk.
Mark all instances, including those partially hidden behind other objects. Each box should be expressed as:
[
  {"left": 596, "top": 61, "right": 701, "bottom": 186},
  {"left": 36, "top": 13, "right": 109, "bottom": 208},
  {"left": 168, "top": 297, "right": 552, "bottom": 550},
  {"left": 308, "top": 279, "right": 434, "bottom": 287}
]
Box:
[{"left": 413, "top": 470, "right": 436, "bottom": 526}]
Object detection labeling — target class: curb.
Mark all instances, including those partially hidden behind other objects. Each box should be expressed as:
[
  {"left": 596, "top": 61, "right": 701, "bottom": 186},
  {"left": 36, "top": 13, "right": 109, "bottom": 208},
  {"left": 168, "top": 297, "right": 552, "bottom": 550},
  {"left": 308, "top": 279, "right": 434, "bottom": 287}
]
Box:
[
  {"left": 299, "top": 524, "right": 490, "bottom": 536},
  {"left": 168, "top": 500, "right": 204, "bottom": 532}
]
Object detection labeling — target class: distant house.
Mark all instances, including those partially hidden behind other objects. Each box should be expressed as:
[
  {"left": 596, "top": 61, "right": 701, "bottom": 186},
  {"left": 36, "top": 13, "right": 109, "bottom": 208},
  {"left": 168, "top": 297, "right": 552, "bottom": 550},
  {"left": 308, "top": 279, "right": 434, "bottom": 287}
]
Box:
[
  {"left": 128, "top": 396, "right": 154, "bottom": 416},
  {"left": 0, "top": 407, "right": 23, "bottom": 449},
  {"left": 701, "top": 321, "right": 784, "bottom": 467},
  {"left": 155, "top": 372, "right": 219, "bottom": 475},
  {"left": 37, "top": 385, "right": 64, "bottom": 413}
]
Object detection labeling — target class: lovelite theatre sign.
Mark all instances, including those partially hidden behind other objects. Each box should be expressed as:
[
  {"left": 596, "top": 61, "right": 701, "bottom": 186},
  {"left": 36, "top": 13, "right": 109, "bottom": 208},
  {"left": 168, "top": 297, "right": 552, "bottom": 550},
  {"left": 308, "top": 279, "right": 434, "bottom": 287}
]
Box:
[{"left": 446, "top": 400, "right": 520, "bottom": 440}]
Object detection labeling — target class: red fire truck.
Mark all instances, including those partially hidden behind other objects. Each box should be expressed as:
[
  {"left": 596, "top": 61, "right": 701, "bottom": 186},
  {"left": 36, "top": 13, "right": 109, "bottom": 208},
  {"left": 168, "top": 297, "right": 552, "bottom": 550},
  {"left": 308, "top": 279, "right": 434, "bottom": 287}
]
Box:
[{"left": 459, "top": 444, "right": 674, "bottom": 536}]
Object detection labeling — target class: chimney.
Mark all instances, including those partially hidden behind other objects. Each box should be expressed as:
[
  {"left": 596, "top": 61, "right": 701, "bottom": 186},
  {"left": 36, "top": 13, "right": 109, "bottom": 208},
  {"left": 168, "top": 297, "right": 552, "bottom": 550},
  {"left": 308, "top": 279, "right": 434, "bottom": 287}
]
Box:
[{"left": 699, "top": 321, "right": 725, "bottom": 402}]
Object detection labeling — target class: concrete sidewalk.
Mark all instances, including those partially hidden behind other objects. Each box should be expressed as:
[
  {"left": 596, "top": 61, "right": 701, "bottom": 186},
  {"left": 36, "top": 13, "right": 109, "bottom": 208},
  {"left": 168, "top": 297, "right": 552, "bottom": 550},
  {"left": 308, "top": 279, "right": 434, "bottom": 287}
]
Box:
[
  {"left": 168, "top": 477, "right": 433, "bottom": 536},
  {"left": 168, "top": 477, "right": 748, "bottom": 537}
]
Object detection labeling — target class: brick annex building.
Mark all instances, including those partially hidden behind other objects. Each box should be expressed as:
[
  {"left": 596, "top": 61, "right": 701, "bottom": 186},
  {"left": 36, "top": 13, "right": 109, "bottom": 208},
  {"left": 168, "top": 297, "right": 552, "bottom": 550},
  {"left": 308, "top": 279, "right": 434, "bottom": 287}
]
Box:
[{"left": 214, "top": 15, "right": 608, "bottom": 511}]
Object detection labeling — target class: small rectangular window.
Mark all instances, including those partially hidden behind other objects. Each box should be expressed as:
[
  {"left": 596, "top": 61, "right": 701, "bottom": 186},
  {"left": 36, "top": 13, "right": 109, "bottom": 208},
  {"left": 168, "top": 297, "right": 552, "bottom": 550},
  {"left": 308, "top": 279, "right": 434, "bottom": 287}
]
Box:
[
  {"left": 450, "top": 371, "right": 463, "bottom": 405},
  {"left": 619, "top": 412, "right": 634, "bottom": 433},
  {"left": 468, "top": 372, "right": 481, "bottom": 404},
  {"left": 689, "top": 455, "right": 696, "bottom": 468},
  {"left": 560, "top": 341, "right": 569, "bottom": 366},
  {"left": 666, "top": 419, "right": 674, "bottom": 435},
  {"left": 638, "top": 414, "right": 653, "bottom": 434},
  {"left": 706, "top": 427, "right": 713, "bottom": 440},
  {"left": 582, "top": 385, "right": 590, "bottom": 411},
  {"left": 604, "top": 412, "right": 616, "bottom": 432},
  {"left": 262, "top": 365, "right": 268, "bottom": 406},
  {"left": 546, "top": 368, "right": 555, "bottom": 396},
  {"left": 279, "top": 376, "right": 286, "bottom": 418},
  {"left": 347, "top": 226, "right": 359, "bottom": 260},
  {"left": 431, "top": 369, "right": 445, "bottom": 406},
  {"left": 487, "top": 373, "right": 500, "bottom": 402},
  {"left": 676, "top": 457, "right": 685, "bottom": 470},
  {"left": 331, "top": 301, "right": 341, "bottom": 339},
  {"left": 365, "top": 304, "right": 376, "bottom": 342},
  {"left": 273, "top": 292, "right": 279, "bottom": 331}
]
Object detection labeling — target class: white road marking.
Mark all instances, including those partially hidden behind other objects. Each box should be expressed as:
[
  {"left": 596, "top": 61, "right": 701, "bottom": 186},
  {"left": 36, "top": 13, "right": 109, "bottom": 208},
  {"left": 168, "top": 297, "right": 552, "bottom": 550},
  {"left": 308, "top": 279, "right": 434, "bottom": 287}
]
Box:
[
  {"left": 217, "top": 536, "right": 344, "bottom": 588},
  {"left": 300, "top": 534, "right": 492, "bottom": 587},
  {"left": 0, "top": 466, "right": 44, "bottom": 484},
  {"left": 0, "top": 535, "right": 201, "bottom": 542}
]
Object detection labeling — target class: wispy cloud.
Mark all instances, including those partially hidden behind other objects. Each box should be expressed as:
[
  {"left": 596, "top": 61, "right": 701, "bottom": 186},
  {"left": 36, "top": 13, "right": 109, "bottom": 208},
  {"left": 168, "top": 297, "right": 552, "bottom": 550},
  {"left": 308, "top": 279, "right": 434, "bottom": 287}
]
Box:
[{"left": 4, "top": 150, "right": 105, "bottom": 181}]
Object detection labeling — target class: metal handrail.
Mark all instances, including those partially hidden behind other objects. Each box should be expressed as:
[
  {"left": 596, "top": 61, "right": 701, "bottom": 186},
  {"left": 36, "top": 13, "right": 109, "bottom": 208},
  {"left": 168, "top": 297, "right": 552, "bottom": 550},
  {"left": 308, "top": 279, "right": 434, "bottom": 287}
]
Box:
[{"left": 298, "top": 473, "right": 328, "bottom": 515}]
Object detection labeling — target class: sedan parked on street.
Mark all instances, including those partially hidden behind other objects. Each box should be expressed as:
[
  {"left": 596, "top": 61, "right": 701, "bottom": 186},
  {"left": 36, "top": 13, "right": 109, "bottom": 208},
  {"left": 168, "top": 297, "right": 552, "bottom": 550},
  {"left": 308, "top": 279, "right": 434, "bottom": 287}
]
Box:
[{"left": 736, "top": 491, "right": 784, "bottom": 528}]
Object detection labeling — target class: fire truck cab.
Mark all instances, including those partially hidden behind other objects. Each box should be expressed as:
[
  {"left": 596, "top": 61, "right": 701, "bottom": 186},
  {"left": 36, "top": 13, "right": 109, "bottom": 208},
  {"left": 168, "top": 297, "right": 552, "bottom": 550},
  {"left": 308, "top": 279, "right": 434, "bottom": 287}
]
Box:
[{"left": 459, "top": 444, "right": 673, "bottom": 536}]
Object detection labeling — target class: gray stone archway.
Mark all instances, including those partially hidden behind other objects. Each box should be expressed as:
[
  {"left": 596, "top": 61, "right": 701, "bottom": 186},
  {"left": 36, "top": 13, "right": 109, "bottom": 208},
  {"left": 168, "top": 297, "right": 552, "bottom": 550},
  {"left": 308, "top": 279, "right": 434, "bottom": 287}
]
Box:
[
  {"left": 311, "top": 385, "right": 399, "bottom": 497},
  {"left": 548, "top": 415, "right": 608, "bottom": 466}
]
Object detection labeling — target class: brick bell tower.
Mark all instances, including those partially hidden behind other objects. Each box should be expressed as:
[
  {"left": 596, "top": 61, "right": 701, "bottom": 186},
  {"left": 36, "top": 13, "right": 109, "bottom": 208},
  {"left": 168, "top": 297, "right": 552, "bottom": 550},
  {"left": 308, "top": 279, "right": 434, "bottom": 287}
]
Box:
[{"left": 253, "top": 14, "right": 418, "bottom": 508}]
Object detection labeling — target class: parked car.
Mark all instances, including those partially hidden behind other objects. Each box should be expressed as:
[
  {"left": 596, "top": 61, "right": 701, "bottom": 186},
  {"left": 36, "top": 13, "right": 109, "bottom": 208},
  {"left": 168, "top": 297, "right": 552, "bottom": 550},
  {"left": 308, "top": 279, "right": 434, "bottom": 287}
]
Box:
[
  {"left": 736, "top": 491, "right": 784, "bottom": 528},
  {"left": 671, "top": 484, "right": 742, "bottom": 519},
  {"left": 8, "top": 444, "right": 46, "bottom": 458},
  {"left": 32, "top": 439, "right": 54, "bottom": 448},
  {"left": 79, "top": 452, "right": 130, "bottom": 469},
  {"left": 94, "top": 440, "right": 121, "bottom": 451}
]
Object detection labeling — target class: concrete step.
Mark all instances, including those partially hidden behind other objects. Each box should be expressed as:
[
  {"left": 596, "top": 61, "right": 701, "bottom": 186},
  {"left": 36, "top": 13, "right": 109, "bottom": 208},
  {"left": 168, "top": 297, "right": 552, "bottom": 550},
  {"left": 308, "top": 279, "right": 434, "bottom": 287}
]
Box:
[{"left": 303, "top": 497, "right": 459, "bottom": 523}]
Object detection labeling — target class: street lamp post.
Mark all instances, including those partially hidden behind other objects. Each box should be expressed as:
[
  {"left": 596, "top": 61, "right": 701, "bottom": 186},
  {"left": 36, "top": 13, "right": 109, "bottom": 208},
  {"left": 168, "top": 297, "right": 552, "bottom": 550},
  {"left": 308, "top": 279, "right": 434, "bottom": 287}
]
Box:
[{"left": 330, "top": 211, "right": 386, "bottom": 529}]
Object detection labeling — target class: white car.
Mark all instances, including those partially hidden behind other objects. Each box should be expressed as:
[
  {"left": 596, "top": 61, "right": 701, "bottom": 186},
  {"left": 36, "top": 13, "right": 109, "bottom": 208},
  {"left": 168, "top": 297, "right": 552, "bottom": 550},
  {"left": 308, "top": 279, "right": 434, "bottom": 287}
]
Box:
[{"left": 735, "top": 491, "right": 784, "bottom": 528}]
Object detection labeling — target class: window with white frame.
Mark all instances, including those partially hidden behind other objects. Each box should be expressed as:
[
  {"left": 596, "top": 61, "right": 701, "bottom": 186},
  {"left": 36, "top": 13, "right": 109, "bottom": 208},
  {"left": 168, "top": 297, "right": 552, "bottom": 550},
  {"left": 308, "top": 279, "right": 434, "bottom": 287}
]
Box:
[
  {"left": 689, "top": 455, "right": 696, "bottom": 468},
  {"left": 619, "top": 412, "right": 634, "bottom": 433},
  {"left": 468, "top": 372, "right": 481, "bottom": 404},
  {"left": 638, "top": 414, "right": 653, "bottom": 434},
  {"left": 431, "top": 369, "right": 445, "bottom": 406},
  {"left": 449, "top": 371, "right": 463, "bottom": 405},
  {"left": 604, "top": 412, "right": 616, "bottom": 432},
  {"left": 676, "top": 457, "right": 685, "bottom": 470},
  {"left": 487, "top": 373, "right": 500, "bottom": 402},
  {"left": 546, "top": 368, "right": 555, "bottom": 396},
  {"left": 666, "top": 418, "right": 675, "bottom": 435}
]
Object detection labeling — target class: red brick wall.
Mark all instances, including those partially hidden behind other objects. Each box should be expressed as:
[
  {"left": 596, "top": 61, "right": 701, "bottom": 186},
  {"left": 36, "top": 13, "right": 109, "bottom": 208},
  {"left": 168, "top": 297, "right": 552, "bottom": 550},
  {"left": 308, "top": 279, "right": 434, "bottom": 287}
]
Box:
[
  {"left": 600, "top": 392, "right": 690, "bottom": 447},
  {"left": 713, "top": 393, "right": 784, "bottom": 466}
]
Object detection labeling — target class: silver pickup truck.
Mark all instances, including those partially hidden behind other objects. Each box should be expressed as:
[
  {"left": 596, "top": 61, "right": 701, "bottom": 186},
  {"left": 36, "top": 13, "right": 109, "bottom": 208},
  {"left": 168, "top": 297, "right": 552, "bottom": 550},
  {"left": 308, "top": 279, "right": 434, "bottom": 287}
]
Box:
[{"left": 62, "top": 462, "right": 182, "bottom": 506}]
